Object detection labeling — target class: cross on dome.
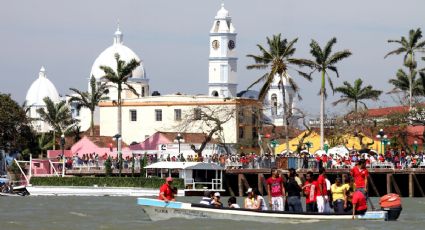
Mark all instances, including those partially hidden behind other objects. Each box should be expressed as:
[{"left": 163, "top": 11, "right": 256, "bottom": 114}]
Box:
[
  {"left": 215, "top": 3, "right": 230, "bottom": 19},
  {"left": 39, "top": 66, "right": 46, "bottom": 78}
]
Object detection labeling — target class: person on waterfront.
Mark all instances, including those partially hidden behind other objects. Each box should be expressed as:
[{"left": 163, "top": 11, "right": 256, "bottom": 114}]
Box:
[
  {"left": 253, "top": 188, "right": 268, "bottom": 211},
  {"left": 316, "top": 167, "right": 330, "bottom": 213},
  {"left": 228, "top": 196, "right": 240, "bottom": 208},
  {"left": 350, "top": 190, "right": 368, "bottom": 219},
  {"left": 331, "top": 178, "right": 347, "bottom": 213},
  {"left": 158, "top": 177, "right": 175, "bottom": 202},
  {"left": 244, "top": 188, "right": 256, "bottom": 209},
  {"left": 200, "top": 191, "right": 213, "bottom": 205},
  {"left": 286, "top": 168, "right": 303, "bottom": 212},
  {"left": 266, "top": 168, "right": 285, "bottom": 211},
  {"left": 303, "top": 171, "right": 317, "bottom": 212},
  {"left": 351, "top": 159, "right": 369, "bottom": 197},
  {"left": 211, "top": 192, "right": 223, "bottom": 208}
]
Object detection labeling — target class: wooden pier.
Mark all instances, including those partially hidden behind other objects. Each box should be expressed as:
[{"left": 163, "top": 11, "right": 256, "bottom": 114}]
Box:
[{"left": 225, "top": 168, "right": 425, "bottom": 197}]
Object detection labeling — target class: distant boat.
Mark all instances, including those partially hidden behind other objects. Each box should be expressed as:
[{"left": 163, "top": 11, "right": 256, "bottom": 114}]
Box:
[{"left": 137, "top": 198, "right": 401, "bottom": 222}]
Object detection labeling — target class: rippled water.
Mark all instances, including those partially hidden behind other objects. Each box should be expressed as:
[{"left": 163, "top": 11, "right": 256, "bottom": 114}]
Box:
[{"left": 0, "top": 196, "right": 424, "bottom": 230}]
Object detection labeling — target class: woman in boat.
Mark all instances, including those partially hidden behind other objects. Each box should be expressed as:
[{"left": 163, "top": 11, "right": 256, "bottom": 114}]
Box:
[
  {"left": 244, "top": 188, "right": 256, "bottom": 209},
  {"left": 253, "top": 188, "right": 268, "bottom": 211},
  {"left": 331, "top": 177, "right": 347, "bottom": 213}
]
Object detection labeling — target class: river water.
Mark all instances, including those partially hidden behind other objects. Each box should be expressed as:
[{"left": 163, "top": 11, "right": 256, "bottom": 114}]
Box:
[{"left": 0, "top": 196, "right": 424, "bottom": 230}]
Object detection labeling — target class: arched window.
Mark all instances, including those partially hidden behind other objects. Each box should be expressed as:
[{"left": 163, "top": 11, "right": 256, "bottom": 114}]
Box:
[
  {"left": 212, "top": 91, "right": 219, "bottom": 97},
  {"left": 271, "top": 94, "right": 278, "bottom": 115}
]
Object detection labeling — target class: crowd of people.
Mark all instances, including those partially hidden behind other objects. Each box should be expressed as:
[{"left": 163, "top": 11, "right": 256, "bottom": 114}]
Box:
[{"left": 158, "top": 159, "right": 371, "bottom": 219}]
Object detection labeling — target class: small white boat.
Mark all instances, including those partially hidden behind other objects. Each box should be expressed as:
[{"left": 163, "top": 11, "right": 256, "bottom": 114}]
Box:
[{"left": 137, "top": 198, "right": 396, "bottom": 222}]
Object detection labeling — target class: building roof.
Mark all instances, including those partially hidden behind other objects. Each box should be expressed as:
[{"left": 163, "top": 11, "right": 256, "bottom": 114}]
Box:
[
  {"left": 144, "top": 161, "right": 224, "bottom": 170},
  {"left": 90, "top": 26, "right": 146, "bottom": 81},
  {"left": 367, "top": 105, "right": 409, "bottom": 117},
  {"left": 25, "top": 66, "right": 60, "bottom": 107}
]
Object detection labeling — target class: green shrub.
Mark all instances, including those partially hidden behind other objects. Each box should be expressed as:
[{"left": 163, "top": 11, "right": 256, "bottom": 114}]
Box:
[{"left": 30, "top": 176, "right": 184, "bottom": 189}]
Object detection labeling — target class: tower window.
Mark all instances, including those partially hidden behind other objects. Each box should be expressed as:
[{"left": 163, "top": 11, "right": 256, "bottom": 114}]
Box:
[
  {"left": 212, "top": 91, "right": 219, "bottom": 97},
  {"left": 141, "top": 87, "right": 145, "bottom": 97},
  {"left": 130, "top": 110, "right": 137, "bottom": 121},
  {"left": 155, "top": 109, "right": 162, "bottom": 121},
  {"left": 239, "top": 127, "right": 244, "bottom": 139},
  {"left": 174, "top": 109, "right": 182, "bottom": 121}
]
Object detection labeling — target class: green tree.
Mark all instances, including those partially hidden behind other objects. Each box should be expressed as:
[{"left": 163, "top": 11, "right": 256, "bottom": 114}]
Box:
[
  {"left": 385, "top": 28, "right": 425, "bottom": 108},
  {"left": 100, "top": 53, "right": 140, "bottom": 137},
  {"left": 69, "top": 76, "right": 109, "bottom": 136},
  {"left": 246, "top": 34, "right": 312, "bottom": 153},
  {"left": 36, "top": 97, "right": 74, "bottom": 150},
  {"left": 304, "top": 37, "right": 352, "bottom": 149},
  {"left": 388, "top": 66, "right": 422, "bottom": 99},
  {"left": 0, "top": 93, "right": 33, "bottom": 154},
  {"left": 333, "top": 78, "right": 382, "bottom": 113}
]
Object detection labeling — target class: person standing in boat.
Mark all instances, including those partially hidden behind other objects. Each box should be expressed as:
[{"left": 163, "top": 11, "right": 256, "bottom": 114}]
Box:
[
  {"left": 316, "top": 167, "right": 330, "bottom": 213},
  {"left": 158, "top": 177, "right": 176, "bottom": 202},
  {"left": 285, "top": 168, "right": 303, "bottom": 212},
  {"left": 266, "top": 168, "right": 285, "bottom": 211},
  {"left": 303, "top": 171, "right": 317, "bottom": 212},
  {"left": 351, "top": 159, "right": 369, "bottom": 197}
]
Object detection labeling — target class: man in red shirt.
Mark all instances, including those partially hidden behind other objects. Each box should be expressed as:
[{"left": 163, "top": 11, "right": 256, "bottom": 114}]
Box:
[
  {"left": 351, "top": 159, "right": 369, "bottom": 196},
  {"left": 302, "top": 171, "right": 317, "bottom": 212},
  {"left": 158, "top": 177, "right": 176, "bottom": 202},
  {"left": 266, "top": 168, "right": 285, "bottom": 211},
  {"left": 351, "top": 190, "right": 367, "bottom": 219},
  {"left": 316, "top": 167, "right": 330, "bottom": 213}
]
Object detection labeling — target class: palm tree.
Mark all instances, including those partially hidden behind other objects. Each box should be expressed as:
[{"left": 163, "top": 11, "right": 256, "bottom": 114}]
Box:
[
  {"left": 304, "top": 37, "right": 352, "bottom": 150},
  {"left": 69, "top": 76, "right": 109, "bottom": 136},
  {"left": 388, "top": 67, "right": 422, "bottom": 98},
  {"left": 100, "top": 53, "right": 140, "bottom": 137},
  {"left": 37, "top": 133, "right": 53, "bottom": 158},
  {"left": 385, "top": 28, "right": 425, "bottom": 108},
  {"left": 36, "top": 97, "right": 74, "bottom": 150},
  {"left": 246, "top": 34, "right": 312, "bottom": 154},
  {"left": 333, "top": 78, "right": 382, "bottom": 113}
]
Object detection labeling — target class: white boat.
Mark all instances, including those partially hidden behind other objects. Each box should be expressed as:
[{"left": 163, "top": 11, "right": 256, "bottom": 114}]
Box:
[{"left": 137, "top": 198, "right": 397, "bottom": 222}]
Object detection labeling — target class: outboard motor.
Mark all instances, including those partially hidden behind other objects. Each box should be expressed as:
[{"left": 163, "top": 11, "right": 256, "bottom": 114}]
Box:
[{"left": 379, "top": 193, "right": 402, "bottom": 221}]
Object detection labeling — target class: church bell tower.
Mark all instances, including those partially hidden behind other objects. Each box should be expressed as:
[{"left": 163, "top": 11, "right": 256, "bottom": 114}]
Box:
[{"left": 208, "top": 3, "right": 238, "bottom": 98}]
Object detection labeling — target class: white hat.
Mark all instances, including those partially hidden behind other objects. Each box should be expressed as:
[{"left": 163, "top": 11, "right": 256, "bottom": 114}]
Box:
[
  {"left": 214, "top": 192, "right": 221, "bottom": 197},
  {"left": 246, "top": 188, "right": 253, "bottom": 194}
]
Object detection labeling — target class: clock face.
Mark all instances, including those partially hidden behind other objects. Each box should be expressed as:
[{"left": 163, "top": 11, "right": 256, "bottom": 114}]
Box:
[
  {"left": 212, "top": 40, "right": 220, "bottom": 49},
  {"left": 228, "top": 40, "right": 235, "bottom": 50}
]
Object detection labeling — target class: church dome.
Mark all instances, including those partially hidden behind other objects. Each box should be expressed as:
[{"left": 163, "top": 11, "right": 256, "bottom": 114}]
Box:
[
  {"left": 90, "top": 26, "right": 146, "bottom": 80},
  {"left": 25, "top": 66, "right": 60, "bottom": 106},
  {"left": 215, "top": 3, "right": 230, "bottom": 19}
]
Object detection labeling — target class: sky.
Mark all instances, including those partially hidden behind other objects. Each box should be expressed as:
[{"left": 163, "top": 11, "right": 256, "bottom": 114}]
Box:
[{"left": 1, "top": 0, "right": 424, "bottom": 118}]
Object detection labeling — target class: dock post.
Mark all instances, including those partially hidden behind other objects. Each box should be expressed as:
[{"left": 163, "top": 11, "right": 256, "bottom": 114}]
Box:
[
  {"left": 258, "top": 173, "right": 264, "bottom": 195},
  {"left": 386, "top": 174, "right": 391, "bottom": 194},
  {"left": 368, "top": 175, "right": 380, "bottom": 197},
  {"left": 413, "top": 174, "right": 425, "bottom": 197},
  {"left": 409, "top": 174, "right": 414, "bottom": 197},
  {"left": 238, "top": 174, "right": 243, "bottom": 197},
  {"left": 390, "top": 174, "right": 401, "bottom": 195}
]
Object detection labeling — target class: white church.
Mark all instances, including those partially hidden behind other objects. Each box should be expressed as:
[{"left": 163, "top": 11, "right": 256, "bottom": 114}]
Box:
[{"left": 24, "top": 4, "right": 298, "bottom": 146}]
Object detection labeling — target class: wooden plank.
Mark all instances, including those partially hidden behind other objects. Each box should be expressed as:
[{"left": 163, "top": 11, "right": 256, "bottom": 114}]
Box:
[
  {"left": 386, "top": 174, "right": 391, "bottom": 194},
  {"left": 368, "top": 175, "right": 380, "bottom": 197},
  {"left": 258, "top": 174, "right": 264, "bottom": 195},
  {"left": 225, "top": 176, "right": 235, "bottom": 197},
  {"left": 413, "top": 174, "right": 425, "bottom": 197},
  {"left": 390, "top": 174, "right": 402, "bottom": 195},
  {"left": 238, "top": 174, "right": 243, "bottom": 197}
]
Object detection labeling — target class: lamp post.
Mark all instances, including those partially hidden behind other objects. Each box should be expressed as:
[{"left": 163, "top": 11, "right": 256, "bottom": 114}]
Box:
[
  {"left": 113, "top": 134, "right": 122, "bottom": 176},
  {"left": 60, "top": 134, "right": 65, "bottom": 177},
  {"left": 376, "top": 129, "right": 389, "bottom": 154},
  {"left": 174, "top": 133, "right": 185, "bottom": 155},
  {"left": 413, "top": 140, "right": 418, "bottom": 153}
]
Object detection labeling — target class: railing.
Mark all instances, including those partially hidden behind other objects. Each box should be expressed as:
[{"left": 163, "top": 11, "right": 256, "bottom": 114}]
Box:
[{"left": 184, "top": 178, "right": 222, "bottom": 190}]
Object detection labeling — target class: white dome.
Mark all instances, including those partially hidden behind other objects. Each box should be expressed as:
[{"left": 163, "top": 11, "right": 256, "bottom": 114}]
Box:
[
  {"left": 90, "top": 27, "right": 146, "bottom": 80},
  {"left": 215, "top": 3, "right": 230, "bottom": 19},
  {"left": 25, "top": 66, "right": 60, "bottom": 106}
]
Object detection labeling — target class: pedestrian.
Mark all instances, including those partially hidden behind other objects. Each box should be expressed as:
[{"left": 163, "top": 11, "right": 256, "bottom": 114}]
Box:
[
  {"left": 286, "top": 168, "right": 303, "bottom": 212},
  {"left": 331, "top": 178, "right": 347, "bottom": 213},
  {"left": 316, "top": 167, "right": 330, "bottom": 213},
  {"left": 351, "top": 159, "right": 369, "bottom": 197},
  {"left": 266, "top": 168, "right": 285, "bottom": 211},
  {"left": 303, "top": 171, "right": 317, "bottom": 212}
]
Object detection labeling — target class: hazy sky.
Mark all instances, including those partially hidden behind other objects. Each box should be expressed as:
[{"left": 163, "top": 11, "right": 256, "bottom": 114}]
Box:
[{"left": 1, "top": 0, "right": 424, "bottom": 117}]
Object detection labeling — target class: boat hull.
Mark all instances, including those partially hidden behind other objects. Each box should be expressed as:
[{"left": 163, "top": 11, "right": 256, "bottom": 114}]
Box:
[{"left": 137, "top": 198, "right": 389, "bottom": 222}]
